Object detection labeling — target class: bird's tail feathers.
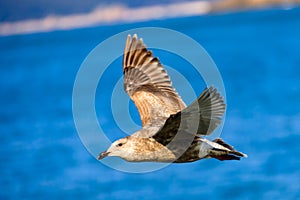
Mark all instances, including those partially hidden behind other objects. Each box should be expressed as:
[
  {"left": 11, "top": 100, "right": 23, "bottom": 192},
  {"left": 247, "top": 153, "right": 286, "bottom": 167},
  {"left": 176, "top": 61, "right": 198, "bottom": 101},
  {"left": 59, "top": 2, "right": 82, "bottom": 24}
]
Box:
[{"left": 208, "top": 138, "right": 247, "bottom": 161}]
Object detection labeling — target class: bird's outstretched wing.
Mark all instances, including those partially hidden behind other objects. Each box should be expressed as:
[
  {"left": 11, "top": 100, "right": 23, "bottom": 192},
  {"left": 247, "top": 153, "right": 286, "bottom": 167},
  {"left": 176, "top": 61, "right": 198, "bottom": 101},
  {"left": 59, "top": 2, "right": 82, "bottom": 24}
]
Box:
[
  {"left": 152, "top": 86, "right": 226, "bottom": 146},
  {"left": 123, "top": 34, "right": 186, "bottom": 127}
]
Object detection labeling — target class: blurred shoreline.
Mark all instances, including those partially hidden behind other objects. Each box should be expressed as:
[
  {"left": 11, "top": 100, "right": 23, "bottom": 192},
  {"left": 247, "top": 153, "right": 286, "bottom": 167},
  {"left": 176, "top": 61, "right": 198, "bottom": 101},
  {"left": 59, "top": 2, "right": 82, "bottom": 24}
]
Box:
[
  {"left": 212, "top": 0, "right": 298, "bottom": 11},
  {"left": 0, "top": 0, "right": 298, "bottom": 36}
]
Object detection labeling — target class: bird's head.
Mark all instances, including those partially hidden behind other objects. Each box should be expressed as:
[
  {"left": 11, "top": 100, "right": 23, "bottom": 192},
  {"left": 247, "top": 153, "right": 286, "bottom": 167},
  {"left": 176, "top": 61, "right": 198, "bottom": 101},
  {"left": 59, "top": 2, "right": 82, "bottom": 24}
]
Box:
[
  {"left": 97, "top": 137, "right": 136, "bottom": 161},
  {"left": 97, "top": 136, "right": 174, "bottom": 162}
]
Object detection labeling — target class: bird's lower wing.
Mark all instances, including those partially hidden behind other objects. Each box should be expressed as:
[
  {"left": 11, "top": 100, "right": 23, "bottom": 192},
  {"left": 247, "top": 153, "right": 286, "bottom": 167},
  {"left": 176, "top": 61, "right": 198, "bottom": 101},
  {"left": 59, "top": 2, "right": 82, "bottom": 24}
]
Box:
[{"left": 152, "top": 86, "right": 226, "bottom": 146}]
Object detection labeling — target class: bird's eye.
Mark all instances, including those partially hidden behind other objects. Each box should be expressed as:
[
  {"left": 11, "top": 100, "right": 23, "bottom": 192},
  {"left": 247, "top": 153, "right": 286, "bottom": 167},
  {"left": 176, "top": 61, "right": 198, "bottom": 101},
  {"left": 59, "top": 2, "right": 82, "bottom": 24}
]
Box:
[{"left": 117, "top": 143, "right": 123, "bottom": 147}]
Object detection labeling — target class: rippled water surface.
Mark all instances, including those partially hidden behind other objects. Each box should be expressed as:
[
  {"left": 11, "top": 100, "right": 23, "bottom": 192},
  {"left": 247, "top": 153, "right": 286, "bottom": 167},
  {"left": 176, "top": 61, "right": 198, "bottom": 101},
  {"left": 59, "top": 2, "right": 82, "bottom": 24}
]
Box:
[{"left": 0, "top": 7, "right": 299, "bottom": 199}]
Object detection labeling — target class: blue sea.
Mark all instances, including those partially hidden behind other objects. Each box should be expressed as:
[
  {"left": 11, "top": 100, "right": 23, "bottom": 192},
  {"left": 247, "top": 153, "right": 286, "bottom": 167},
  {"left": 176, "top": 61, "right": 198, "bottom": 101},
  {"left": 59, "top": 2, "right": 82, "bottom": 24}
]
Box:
[{"left": 1, "top": 7, "right": 300, "bottom": 199}]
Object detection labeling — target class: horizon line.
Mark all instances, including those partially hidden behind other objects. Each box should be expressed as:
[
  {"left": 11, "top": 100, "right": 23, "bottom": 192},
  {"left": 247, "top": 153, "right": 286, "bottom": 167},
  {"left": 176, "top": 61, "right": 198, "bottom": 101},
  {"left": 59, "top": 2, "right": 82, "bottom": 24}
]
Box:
[{"left": 0, "top": 1, "right": 212, "bottom": 36}]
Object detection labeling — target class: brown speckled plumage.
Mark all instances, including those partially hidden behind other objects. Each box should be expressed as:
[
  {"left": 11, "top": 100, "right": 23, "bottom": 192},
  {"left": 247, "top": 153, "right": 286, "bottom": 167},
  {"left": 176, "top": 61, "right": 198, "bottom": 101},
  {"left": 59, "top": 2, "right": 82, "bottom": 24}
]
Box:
[{"left": 97, "top": 34, "right": 247, "bottom": 163}]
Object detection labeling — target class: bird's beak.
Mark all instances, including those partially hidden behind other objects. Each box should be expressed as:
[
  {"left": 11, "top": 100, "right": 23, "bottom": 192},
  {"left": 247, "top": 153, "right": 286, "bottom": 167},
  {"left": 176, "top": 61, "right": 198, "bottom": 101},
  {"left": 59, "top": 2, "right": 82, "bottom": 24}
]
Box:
[{"left": 97, "top": 151, "right": 110, "bottom": 160}]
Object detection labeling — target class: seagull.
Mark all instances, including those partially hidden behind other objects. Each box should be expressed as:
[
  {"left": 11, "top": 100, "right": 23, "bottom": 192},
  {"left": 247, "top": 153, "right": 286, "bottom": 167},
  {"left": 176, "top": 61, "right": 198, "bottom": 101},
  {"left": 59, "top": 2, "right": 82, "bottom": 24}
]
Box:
[{"left": 97, "top": 34, "right": 247, "bottom": 163}]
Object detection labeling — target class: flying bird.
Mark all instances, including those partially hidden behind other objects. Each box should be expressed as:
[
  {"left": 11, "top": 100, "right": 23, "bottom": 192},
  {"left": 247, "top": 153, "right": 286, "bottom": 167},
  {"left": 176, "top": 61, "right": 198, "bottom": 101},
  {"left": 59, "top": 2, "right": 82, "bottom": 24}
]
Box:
[{"left": 98, "top": 34, "right": 247, "bottom": 163}]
